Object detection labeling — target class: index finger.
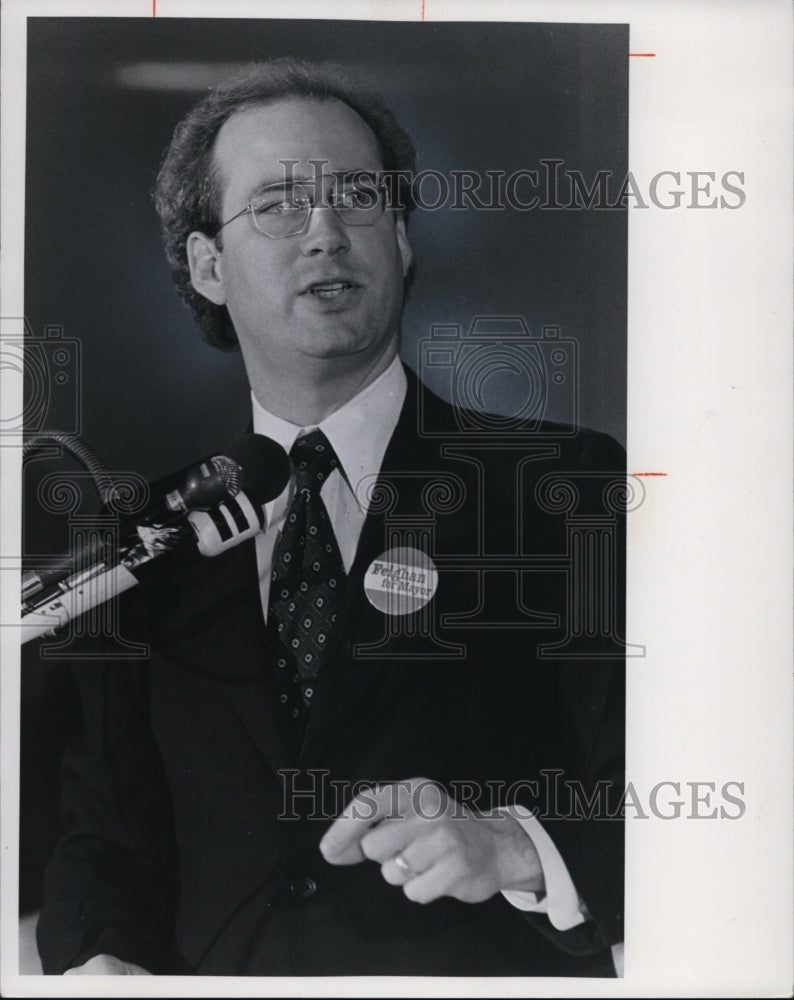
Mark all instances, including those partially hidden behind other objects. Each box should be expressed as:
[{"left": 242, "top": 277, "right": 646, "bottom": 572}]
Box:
[{"left": 319, "top": 782, "right": 407, "bottom": 864}]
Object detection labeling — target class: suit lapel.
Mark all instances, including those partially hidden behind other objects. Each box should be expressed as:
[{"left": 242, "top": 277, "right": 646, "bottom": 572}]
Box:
[
  {"left": 161, "top": 540, "right": 296, "bottom": 777},
  {"left": 307, "top": 372, "right": 474, "bottom": 735}
]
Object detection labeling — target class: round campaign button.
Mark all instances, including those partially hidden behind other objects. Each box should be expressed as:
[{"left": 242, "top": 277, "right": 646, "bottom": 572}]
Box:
[{"left": 364, "top": 547, "right": 439, "bottom": 616}]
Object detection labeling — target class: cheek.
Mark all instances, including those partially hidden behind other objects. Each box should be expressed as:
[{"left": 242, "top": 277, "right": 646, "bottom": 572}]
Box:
[
  {"left": 365, "top": 236, "right": 408, "bottom": 298},
  {"left": 224, "top": 250, "right": 291, "bottom": 314}
]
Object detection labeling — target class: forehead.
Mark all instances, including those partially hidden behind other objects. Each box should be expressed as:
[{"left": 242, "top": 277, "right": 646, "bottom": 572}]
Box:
[{"left": 212, "top": 97, "right": 384, "bottom": 207}]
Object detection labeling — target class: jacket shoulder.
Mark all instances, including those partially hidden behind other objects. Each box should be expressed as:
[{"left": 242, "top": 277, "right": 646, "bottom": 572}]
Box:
[{"left": 403, "top": 365, "right": 625, "bottom": 472}]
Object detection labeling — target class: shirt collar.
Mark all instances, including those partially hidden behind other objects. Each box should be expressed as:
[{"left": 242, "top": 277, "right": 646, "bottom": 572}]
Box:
[{"left": 251, "top": 356, "right": 407, "bottom": 513}]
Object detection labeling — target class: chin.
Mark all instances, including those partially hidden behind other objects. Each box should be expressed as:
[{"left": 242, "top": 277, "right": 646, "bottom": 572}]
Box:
[{"left": 300, "top": 327, "right": 386, "bottom": 361}]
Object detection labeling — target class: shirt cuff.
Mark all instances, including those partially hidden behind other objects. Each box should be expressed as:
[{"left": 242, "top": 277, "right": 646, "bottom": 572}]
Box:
[{"left": 497, "top": 803, "right": 588, "bottom": 932}]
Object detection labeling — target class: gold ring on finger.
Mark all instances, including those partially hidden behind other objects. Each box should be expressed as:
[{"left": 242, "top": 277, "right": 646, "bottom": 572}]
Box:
[{"left": 393, "top": 853, "right": 420, "bottom": 879}]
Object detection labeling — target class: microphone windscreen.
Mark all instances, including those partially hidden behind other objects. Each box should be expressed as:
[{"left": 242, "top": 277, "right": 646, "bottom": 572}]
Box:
[{"left": 223, "top": 434, "right": 290, "bottom": 505}]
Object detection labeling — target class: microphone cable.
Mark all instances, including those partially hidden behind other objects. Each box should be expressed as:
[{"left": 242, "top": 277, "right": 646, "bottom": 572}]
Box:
[{"left": 23, "top": 430, "right": 118, "bottom": 506}]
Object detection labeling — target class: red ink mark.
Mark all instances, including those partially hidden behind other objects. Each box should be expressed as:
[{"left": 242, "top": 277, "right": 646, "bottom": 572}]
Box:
[
  {"left": 420, "top": 0, "right": 425, "bottom": 20},
  {"left": 632, "top": 472, "right": 667, "bottom": 477},
  {"left": 629, "top": 53, "right": 656, "bottom": 57}
]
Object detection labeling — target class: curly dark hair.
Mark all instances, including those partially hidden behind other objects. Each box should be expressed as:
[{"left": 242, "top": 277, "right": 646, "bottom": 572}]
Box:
[{"left": 154, "top": 57, "right": 417, "bottom": 350}]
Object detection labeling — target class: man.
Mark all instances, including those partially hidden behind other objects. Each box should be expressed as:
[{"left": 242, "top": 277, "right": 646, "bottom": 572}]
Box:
[{"left": 37, "top": 58, "right": 625, "bottom": 977}]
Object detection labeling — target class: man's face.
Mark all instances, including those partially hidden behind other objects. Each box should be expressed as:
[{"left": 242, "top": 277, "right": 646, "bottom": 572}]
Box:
[{"left": 193, "top": 97, "right": 413, "bottom": 389}]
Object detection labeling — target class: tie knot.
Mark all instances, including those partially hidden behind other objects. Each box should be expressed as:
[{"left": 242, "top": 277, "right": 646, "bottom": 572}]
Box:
[{"left": 290, "top": 430, "right": 340, "bottom": 493}]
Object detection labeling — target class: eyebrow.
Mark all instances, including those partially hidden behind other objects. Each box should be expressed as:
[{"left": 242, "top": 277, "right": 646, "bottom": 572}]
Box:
[
  {"left": 246, "top": 168, "right": 379, "bottom": 202},
  {"left": 247, "top": 179, "right": 303, "bottom": 201}
]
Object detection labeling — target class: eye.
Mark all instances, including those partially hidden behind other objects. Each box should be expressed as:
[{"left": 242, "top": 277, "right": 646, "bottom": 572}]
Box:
[
  {"left": 254, "top": 191, "right": 311, "bottom": 216},
  {"left": 335, "top": 184, "right": 378, "bottom": 210}
]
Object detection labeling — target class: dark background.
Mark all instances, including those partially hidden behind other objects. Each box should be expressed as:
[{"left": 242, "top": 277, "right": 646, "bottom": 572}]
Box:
[{"left": 21, "top": 17, "right": 628, "bottom": 914}]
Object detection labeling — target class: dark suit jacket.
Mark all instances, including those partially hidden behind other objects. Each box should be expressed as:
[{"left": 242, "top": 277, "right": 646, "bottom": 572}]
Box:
[{"left": 37, "top": 371, "right": 625, "bottom": 977}]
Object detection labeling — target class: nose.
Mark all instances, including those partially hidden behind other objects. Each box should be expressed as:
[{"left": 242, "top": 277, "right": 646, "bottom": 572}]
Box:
[{"left": 298, "top": 205, "right": 351, "bottom": 256}]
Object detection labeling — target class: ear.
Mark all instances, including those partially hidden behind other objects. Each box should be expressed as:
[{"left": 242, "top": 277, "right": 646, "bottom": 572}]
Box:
[
  {"left": 394, "top": 216, "right": 413, "bottom": 279},
  {"left": 187, "top": 231, "right": 227, "bottom": 305}
]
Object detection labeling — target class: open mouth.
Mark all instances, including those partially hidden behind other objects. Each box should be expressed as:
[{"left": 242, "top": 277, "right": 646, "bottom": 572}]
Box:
[{"left": 304, "top": 280, "right": 357, "bottom": 300}]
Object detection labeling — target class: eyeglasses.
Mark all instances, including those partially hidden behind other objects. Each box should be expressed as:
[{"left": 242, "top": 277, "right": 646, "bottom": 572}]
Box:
[{"left": 215, "top": 177, "right": 388, "bottom": 240}]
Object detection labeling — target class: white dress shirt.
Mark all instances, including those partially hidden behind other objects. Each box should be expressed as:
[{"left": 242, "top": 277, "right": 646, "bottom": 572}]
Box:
[
  {"left": 251, "top": 355, "right": 587, "bottom": 934},
  {"left": 252, "top": 356, "right": 406, "bottom": 609}
]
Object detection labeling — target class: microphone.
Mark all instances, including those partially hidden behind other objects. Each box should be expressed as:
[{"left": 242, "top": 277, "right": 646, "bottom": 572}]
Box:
[
  {"left": 22, "top": 434, "right": 290, "bottom": 597},
  {"left": 20, "top": 434, "right": 291, "bottom": 641},
  {"left": 162, "top": 433, "right": 288, "bottom": 513}
]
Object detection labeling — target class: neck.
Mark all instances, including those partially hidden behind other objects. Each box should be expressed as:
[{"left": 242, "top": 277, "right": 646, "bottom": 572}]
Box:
[{"left": 247, "top": 344, "right": 399, "bottom": 425}]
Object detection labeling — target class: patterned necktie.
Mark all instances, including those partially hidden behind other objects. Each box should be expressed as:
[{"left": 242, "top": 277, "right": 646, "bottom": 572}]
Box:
[{"left": 268, "top": 430, "right": 347, "bottom": 736}]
